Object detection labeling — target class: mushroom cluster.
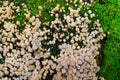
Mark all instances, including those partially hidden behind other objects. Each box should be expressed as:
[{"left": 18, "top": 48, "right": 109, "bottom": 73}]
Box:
[{"left": 0, "top": 1, "right": 105, "bottom": 80}]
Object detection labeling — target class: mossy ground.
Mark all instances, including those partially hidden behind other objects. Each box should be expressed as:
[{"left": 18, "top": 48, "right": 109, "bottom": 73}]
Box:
[
  {"left": 0, "top": 0, "right": 120, "bottom": 80},
  {"left": 92, "top": 0, "right": 120, "bottom": 80}
]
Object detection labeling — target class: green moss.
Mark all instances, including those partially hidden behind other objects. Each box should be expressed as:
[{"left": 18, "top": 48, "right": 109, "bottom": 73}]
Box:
[
  {"left": 14, "top": 0, "right": 27, "bottom": 5},
  {"left": 0, "top": 52, "right": 4, "bottom": 64},
  {"left": 0, "top": 58, "right": 4, "bottom": 64},
  {"left": 91, "top": 0, "right": 120, "bottom": 80}
]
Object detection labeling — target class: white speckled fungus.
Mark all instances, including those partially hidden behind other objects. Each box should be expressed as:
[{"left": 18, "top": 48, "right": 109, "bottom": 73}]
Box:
[{"left": 0, "top": 0, "right": 105, "bottom": 80}]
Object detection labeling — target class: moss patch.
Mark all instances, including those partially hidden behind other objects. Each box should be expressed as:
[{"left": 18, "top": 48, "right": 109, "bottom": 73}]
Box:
[{"left": 92, "top": 0, "right": 120, "bottom": 80}]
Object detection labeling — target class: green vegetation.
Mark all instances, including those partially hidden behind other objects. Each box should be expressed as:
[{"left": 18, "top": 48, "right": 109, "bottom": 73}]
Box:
[
  {"left": 92, "top": 0, "right": 120, "bottom": 80},
  {"left": 1, "top": 0, "right": 120, "bottom": 79}
]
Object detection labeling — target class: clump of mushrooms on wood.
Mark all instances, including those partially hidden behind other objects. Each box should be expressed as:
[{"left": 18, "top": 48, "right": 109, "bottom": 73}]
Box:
[{"left": 0, "top": 0, "right": 105, "bottom": 80}]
